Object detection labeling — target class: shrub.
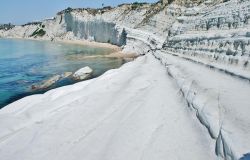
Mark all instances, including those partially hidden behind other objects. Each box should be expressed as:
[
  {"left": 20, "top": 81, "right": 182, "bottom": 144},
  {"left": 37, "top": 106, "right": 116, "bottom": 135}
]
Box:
[
  {"left": 30, "top": 28, "right": 46, "bottom": 37},
  {"left": 131, "top": 2, "right": 146, "bottom": 10}
]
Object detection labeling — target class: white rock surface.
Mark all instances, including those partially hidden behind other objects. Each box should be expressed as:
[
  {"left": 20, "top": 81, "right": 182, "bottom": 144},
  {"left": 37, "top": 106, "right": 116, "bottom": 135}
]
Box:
[
  {"left": 154, "top": 49, "right": 250, "bottom": 160},
  {"left": 0, "top": 54, "right": 217, "bottom": 160}
]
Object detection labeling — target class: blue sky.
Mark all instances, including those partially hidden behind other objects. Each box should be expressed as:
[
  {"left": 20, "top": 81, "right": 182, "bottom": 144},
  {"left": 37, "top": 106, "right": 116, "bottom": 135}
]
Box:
[{"left": 0, "top": 0, "right": 158, "bottom": 25}]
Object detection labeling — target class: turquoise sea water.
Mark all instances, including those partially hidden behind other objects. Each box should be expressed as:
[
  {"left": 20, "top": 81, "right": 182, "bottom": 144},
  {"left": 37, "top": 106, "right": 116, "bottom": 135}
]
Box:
[{"left": 0, "top": 38, "right": 124, "bottom": 109}]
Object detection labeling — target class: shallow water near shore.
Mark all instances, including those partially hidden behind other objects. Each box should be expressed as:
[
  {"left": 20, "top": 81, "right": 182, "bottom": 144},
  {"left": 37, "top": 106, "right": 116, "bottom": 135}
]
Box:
[{"left": 0, "top": 38, "right": 124, "bottom": 109}]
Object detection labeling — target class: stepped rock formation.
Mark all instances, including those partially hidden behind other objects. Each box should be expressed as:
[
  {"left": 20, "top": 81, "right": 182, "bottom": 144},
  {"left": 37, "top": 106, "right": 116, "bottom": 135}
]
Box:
[{"left": 0, "top": 0, "right": 250, "bottom": 160}]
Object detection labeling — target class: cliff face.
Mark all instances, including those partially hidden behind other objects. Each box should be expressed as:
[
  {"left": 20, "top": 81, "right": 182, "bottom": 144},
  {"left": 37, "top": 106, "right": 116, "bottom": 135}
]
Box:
[
  {"left": 64, "top": 13, "right": 126, "bottom": 45},
  {"left": 164, "top": 0, "right": 250, "bottom": 70},
  {"left": 0, "top": 2, "right": 170, "bottom": 46}
]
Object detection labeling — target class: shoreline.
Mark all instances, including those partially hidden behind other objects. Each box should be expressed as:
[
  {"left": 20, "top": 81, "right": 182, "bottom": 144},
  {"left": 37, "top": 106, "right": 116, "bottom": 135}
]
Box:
[
  {"left": 1, "top": 37, "right": 138, "bottom": 59},
  {"left": 1, "top": 37, "right": 120, "bottom": 50},
  {"left": 56, "top": 39, "right": 138, "bottom": 59},
  {"left": 57, "top": 39, "right": 121, "bottom": 51},
  {"left": 0, "top": 37, "right": 138, "bottom": 109}
]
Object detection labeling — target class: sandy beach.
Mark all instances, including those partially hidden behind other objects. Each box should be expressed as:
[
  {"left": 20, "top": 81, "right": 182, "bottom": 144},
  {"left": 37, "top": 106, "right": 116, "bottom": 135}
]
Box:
[
  {"left": 5, "top": 37, "right": 138, "bottom": 59},
  {"left": 57, "top": 39, "right": 121, "bottom": 51},
  {"left": 57, "top": 39, "right": 138, "bottom": 59}
]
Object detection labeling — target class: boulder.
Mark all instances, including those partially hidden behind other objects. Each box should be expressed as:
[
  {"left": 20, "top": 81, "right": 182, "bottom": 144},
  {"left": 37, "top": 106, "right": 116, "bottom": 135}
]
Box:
[
  {"left": 31, "top": 72, "right": 74, "bottom": 91},
  {"left": 41, "top": 75, "right": 61, "bottom": 88},
  {"left": 62, "top": 72, "right": 73, "bottom": 78},
  {"left": 73, "top": 66, "right": 93, "bottom": 80},
  {"left": 31, "top": 75, "right": 61, "bottom": 90}
]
